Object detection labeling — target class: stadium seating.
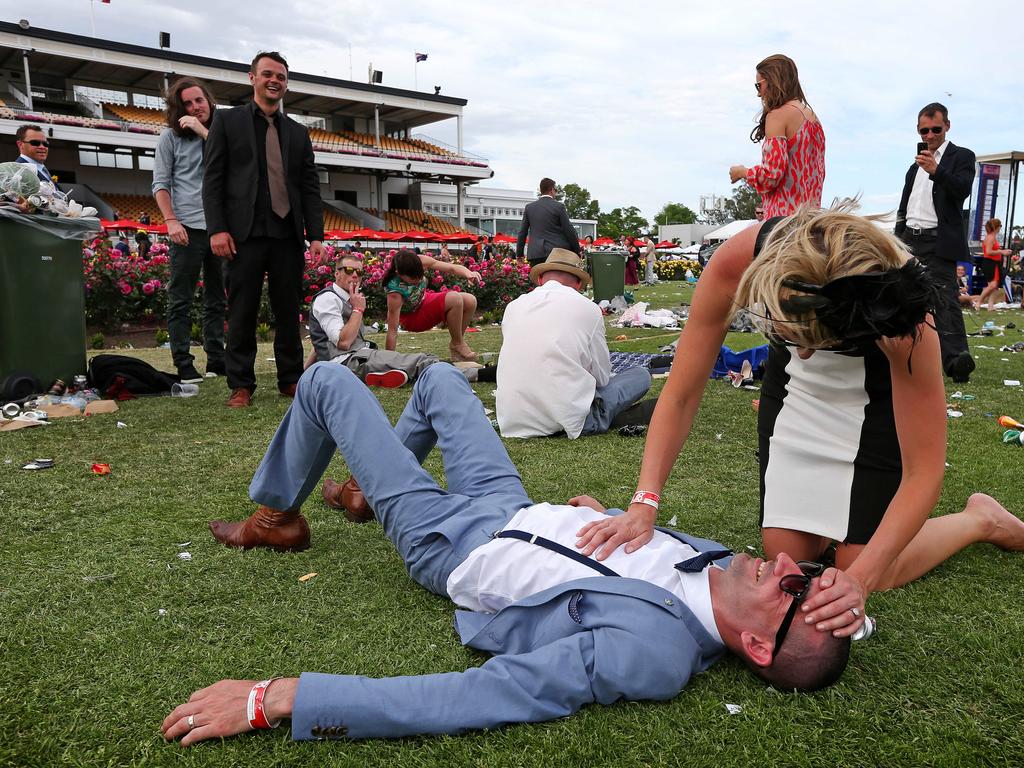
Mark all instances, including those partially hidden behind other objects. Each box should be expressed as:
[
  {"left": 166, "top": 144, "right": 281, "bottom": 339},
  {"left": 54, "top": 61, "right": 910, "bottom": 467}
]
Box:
[
  {"left": 0, "top": 98, "right": 13, "bottom": 120},
  {"left": 100, "top": 193, "right": 164, "bottom": 225},
  {"left": 363, "top": 208, "right": 471, "bottom": 235},
  {"left": 323, "top": 209, "right": 362, "bottom": 232}
]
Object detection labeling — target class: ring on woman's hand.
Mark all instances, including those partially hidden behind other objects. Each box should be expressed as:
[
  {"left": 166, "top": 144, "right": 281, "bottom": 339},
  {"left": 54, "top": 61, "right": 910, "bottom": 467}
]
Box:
[
  {"left": 850, "top": 607, "right": 861, "bottom": 618},
  {"left": 187, "top": 715, "right": 196, "bottom": 729}
]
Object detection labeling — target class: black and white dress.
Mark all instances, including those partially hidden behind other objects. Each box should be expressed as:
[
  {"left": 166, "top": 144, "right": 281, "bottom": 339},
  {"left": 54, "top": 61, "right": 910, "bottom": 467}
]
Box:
[{"left": 754, "top": 220, "right": 902, "bottom": 545}]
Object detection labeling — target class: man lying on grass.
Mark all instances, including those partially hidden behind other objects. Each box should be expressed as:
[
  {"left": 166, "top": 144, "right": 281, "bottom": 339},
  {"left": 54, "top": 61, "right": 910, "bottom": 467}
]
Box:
[{"left": 164, "top": 363, "right": 852, "bottom": 745}]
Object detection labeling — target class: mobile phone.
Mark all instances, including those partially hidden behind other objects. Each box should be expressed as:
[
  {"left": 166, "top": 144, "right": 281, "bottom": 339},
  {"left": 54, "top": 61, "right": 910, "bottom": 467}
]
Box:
[{"left": 917, "top": 141, "right": 929, "bottom": 154}]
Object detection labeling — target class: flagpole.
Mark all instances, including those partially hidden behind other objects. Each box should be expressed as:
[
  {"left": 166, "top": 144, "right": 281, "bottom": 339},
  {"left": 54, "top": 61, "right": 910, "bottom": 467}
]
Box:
[
  {"left": 414, "top": 52, "right": 418, "bottom": 91},
  {"left": 89, "top": 0, "right": 97, "bottom": 37}
]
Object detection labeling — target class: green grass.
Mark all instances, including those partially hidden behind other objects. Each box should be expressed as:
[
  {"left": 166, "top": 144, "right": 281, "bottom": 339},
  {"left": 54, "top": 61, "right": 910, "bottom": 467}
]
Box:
[{"left": 3, "top": 282, "right": 1024, "bottom": 767}]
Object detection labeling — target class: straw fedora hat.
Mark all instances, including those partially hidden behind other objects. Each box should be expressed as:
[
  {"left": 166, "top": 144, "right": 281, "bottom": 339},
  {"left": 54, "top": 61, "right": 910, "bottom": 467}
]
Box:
[{"left": 529, "top": 248, "right": 591, "bottom": 288}]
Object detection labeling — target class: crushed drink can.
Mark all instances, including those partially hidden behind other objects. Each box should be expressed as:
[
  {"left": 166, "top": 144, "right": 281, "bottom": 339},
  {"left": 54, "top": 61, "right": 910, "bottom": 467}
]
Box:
[
  {"left": 73, "top": 374, "right": 88, "bottom": 390},
  {"left": 851, "top": 615, "right": 876, "bottom": 641},
  {"left": 2, "top": 402, "right": 21, "bottom": 419}
]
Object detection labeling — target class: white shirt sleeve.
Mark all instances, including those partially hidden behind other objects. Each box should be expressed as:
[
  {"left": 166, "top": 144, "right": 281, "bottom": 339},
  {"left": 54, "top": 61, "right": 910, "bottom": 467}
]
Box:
[
  {"left": 587, "top": 310, "right": 611, "bottom": 388},
  {"left": 312, "top": 293, "right": 346, "bottom": 346}
]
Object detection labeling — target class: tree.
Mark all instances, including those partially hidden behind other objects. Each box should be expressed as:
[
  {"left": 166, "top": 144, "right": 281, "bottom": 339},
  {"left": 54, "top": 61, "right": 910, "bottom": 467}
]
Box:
[
  {"left": 654, "top": 202, "right": 697, "bottom": 226},
  {"left": 597, "top": 206, "right": 650, "bottom": 240},
  {"left": 697, "top": 208, "right": 729, "bottom": 226},
  {"left": 555, "top": 182, "right": 600, "bottom": 220},
  {"left": 724, "top": 185, "right": 761, "bottom": 221}
]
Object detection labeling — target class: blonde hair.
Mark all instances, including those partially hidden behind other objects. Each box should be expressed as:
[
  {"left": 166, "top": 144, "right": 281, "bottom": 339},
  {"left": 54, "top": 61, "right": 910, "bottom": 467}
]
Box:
[{"left": 735, "top": 202, "right": 913, "bottom": 349}]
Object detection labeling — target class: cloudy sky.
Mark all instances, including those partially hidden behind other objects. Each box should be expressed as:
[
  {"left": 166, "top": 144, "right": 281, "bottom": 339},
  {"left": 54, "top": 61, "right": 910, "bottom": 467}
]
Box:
[{"left": 21, "top": 0, "right": 1024, "bottom": 223}]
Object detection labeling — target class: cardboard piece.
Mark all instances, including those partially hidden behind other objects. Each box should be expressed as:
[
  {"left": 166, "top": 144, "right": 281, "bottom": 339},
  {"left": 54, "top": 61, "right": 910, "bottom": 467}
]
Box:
[
  {"left": 84, "top": 400, "right": 119, "bottom": 415},
  {"left": 39, "top": 404, "right": 82, "bottom": 419}
]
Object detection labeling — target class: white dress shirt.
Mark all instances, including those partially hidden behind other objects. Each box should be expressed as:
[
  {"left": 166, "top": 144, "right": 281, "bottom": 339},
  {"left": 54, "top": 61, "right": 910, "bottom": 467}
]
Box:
[
  {"left": 496, "top": 281, "right": 611, "bottom": 439},
  {"left": 17, "top": 153, "right": 52, "bottom": 183},
  {"left": 310, "top": 284, "right": 357, "bottom": 363},
  {"left": 446, "top": 502, "right": 723, "bottom": 642},
  {"left": 905, "top": 140, "right": 948, "bottom": 229}
]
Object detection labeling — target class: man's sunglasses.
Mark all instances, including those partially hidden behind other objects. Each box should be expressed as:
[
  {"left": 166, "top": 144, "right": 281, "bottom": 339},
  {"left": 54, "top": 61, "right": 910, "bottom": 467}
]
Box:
[
  {"left": 21, "top": 139, "right": 49, "bottom": 147},
  {"left": 337, "top": 266, "right": 363, "bottom": 276},
  {"left": 772, "top": 560, "right": 827, "bottom": 661},
  {"left": 918, "top": 126, "right": 944, "bottom": 135}
]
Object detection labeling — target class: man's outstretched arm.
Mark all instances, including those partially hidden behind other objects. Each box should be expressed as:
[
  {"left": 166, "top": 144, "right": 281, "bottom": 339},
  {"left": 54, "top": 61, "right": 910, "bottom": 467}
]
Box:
[{"left": 163, "top": 627, "right": 694, "bottom": 743}]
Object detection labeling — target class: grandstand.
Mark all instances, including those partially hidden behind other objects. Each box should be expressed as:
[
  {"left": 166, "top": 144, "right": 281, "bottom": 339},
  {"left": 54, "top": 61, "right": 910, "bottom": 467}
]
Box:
[
  {"left": 0, "top": 20, "right": 492, "bottom": 232},
  {"left": 0, "top": 22, "right": 597, "bottom": 239}
]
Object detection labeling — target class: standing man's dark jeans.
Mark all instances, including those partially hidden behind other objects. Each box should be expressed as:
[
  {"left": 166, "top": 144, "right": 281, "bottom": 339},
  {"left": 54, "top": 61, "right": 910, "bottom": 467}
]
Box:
[
  {"left": 167, "top": 227, "right": 226, "bottom": 371},
  {"left": 225, "top": 236, "right": 305, "bottom": 392},
  {"left": 900, "top": 231, "right": 973, "bottom": 378}
]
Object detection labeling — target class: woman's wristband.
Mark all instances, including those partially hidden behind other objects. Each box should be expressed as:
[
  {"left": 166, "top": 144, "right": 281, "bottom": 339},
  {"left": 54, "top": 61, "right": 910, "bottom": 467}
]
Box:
[{"left": 630, "top": 490, "right": 660, "bottom": 510}]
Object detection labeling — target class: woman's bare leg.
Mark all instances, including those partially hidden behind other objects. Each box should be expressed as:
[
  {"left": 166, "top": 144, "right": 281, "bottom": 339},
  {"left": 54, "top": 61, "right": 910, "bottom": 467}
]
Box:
[
  {"left": 979, "top": 281, "right": 1001, "bottom": 311},
  {"left": 443, "top": 292, "right": 465, "bottom": 346},
  {"left": 835, "top": 494, "right": 1024, "bottom": 591}
]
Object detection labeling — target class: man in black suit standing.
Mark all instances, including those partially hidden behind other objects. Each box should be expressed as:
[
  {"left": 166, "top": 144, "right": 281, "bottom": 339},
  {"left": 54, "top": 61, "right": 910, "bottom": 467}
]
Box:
[
  {"left": 895, "top": 102, "right": 976, "bottom": 382},
  {"left": 204, "top": 51, "right": 324, "bottom": 408},
  {"left": 516, "top": 177, "right": 581, "bottom": 267}
]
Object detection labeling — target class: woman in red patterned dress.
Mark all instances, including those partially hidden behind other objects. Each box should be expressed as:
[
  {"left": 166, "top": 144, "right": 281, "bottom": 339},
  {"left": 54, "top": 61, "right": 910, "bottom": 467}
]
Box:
[{"left": 729, "top": 54, "right": 825, "bottom": 217}]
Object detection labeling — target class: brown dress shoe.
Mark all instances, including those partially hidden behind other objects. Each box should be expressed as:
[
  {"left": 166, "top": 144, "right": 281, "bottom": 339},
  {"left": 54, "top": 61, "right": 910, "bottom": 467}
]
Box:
[
  {"left": 226, "top": 388, "right": 252, "bottom": 408},
  {"left": 209, "top": 505, "right": 311, "bottom": 552},
  {"left": 322, "top": 476, "right": 375, "bottom": 523},
  {"left": 279, "top": 383, "right": 297, "bottom": 398}
]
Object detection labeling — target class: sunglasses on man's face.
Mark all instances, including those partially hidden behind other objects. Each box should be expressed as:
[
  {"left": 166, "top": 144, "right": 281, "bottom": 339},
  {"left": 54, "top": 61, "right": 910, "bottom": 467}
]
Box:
[
  {"left": 772, "top": 560, "right": 827, "bottom": 661},
  {"left": 21, "top": 139, "right": 49, "bottom": 147},
  {"left": 338, "top": 266, "right": 363, "bottom": 276},
  {"left": 919, "top": 126, "right": 944, "bottom": 136}
]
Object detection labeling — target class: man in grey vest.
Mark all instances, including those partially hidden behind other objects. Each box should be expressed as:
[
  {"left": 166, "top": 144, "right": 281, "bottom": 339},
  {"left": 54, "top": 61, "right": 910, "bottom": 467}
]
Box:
[
  {"left": 308, "top": 253, "right": 441, "bottom": 388},
  {"left": 308, "top": 252, "right": 480, "bottom": 520}
]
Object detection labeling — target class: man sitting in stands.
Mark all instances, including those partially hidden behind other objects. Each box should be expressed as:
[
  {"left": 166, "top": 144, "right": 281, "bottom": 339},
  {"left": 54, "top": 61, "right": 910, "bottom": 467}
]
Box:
[{"left": 170, "top": 362, "right": 850, "bottom": 746}]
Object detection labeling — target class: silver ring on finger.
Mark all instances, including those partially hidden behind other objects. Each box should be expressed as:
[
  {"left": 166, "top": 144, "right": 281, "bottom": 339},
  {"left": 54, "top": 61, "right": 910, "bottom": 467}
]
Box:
[
  {"left": 187, "top": 715, "right": 196, "bottom": 729},
  {"left": 850, "top": 607, "right": 861, "bottom": 618}
]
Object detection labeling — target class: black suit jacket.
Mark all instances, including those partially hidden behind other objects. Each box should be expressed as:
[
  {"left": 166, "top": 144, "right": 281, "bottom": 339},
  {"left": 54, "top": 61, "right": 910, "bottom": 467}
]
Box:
[
  {"left": 516, "top": 195, "right": 581, "bottom": 262},
  {"left": 203, "top": 102, "right": 324, "bottom": 243},
  {"left": 895, "top": 141, "right": 975, "bottom": 262}
]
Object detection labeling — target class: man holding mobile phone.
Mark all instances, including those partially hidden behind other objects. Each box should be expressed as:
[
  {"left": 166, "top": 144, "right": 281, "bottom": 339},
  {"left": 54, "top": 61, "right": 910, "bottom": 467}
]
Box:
[{"left": 895, "top": 102, "right": 976, "bottom": 382}]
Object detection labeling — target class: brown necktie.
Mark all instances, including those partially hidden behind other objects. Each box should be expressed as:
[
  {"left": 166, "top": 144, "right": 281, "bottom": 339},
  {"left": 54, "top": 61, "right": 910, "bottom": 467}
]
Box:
[{"left": 262, "top": 112, "right": 291, "bottom": 219}]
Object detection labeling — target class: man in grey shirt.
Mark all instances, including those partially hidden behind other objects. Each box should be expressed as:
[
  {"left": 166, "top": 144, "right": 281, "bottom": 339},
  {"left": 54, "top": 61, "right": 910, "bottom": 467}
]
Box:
[{"left": 152, "top": 77, "right": 226, "bottom": 383}]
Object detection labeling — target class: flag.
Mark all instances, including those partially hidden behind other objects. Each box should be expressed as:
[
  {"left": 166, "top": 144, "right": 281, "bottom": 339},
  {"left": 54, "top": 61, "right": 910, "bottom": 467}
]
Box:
[
  {"left": 415, "top": 52, "right": 428, "bottom": 62},
  {"left": 101, "top": 0, "right": 111, "bottom": 4}
]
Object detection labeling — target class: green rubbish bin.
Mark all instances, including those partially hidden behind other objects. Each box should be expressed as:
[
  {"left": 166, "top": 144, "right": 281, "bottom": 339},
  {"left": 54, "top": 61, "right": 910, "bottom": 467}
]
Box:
[
  {"left": 0, "top": 215, "right": 96, "bottom": 399},
  {"left": 589, "top": 249, "right": 626, "bottom": 303}
]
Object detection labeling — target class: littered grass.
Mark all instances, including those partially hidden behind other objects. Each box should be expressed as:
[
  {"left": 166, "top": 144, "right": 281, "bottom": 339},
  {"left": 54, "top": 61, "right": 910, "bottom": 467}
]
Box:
[{"left": 2, "top": 283, "right": 1023, "bottom": 767}]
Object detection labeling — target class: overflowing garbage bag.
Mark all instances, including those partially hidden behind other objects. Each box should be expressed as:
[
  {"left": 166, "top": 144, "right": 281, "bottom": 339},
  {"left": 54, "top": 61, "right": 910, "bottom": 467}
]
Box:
[{"left": 0, "top": 161, "right": 99, "bottom": 239}]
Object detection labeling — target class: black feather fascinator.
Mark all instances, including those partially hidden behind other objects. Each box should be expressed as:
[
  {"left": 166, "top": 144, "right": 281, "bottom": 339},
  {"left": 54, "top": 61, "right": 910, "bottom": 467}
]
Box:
[{"left": 779, "top": 258, "right": 938, "bottom": 342}]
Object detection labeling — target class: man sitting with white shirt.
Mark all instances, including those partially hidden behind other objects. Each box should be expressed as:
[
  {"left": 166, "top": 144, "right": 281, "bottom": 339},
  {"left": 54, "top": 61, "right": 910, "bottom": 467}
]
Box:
[
  {"left": 496, "top": 248, "right": 654, "bottom": 438},
  {"left": 175, "top": 362, "right": 850, "bottom": 746},
  {"left": 308, "top": 253, "right": 441, "bottom": 389}
]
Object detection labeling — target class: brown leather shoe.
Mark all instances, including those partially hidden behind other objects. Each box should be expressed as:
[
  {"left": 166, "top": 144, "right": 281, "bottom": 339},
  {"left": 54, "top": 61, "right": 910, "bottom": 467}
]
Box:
[
  {"left": 322, "top": 476, "right": 375, "bottom": 523},
  {"left": 279, "top": 383, "right": 297, "bottom": 398},
  {"left": 209, "top": 505, "right": 310, "bottom": 552},
  {"left": 226, "top": 388, "right": 252, "bottom": 408}
]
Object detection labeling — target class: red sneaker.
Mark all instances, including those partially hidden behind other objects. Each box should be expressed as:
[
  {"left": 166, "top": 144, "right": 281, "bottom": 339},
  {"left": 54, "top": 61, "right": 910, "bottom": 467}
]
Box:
[{"left": 365, "top": 370, "right": 408, "bottom": 388}]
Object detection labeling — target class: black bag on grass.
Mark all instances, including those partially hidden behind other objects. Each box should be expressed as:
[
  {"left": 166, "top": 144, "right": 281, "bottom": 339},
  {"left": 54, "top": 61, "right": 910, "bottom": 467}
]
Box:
[{"left": 87, "top": 354, "right": 180, "bottom": 399}]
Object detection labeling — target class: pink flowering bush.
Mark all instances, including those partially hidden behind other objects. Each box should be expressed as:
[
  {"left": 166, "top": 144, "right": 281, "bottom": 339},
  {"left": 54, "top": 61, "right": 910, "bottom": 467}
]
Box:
[{"left": 83, "top": 237, "right": 173, "bottom": 329}]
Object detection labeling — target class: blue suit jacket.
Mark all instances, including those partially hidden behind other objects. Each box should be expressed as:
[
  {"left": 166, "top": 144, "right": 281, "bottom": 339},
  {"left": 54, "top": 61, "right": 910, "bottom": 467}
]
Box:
[{"left": 291, "top": 524, "right": 730, "bottom": 740}]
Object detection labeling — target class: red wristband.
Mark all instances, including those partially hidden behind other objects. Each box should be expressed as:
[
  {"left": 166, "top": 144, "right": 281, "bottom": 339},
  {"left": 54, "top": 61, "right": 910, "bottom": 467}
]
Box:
[
  {"left": 247, "top": 678, "right": 282, "bottom": 730},
  {"left": 630, "top": 491, "right": 660, "bottom": 510}
]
